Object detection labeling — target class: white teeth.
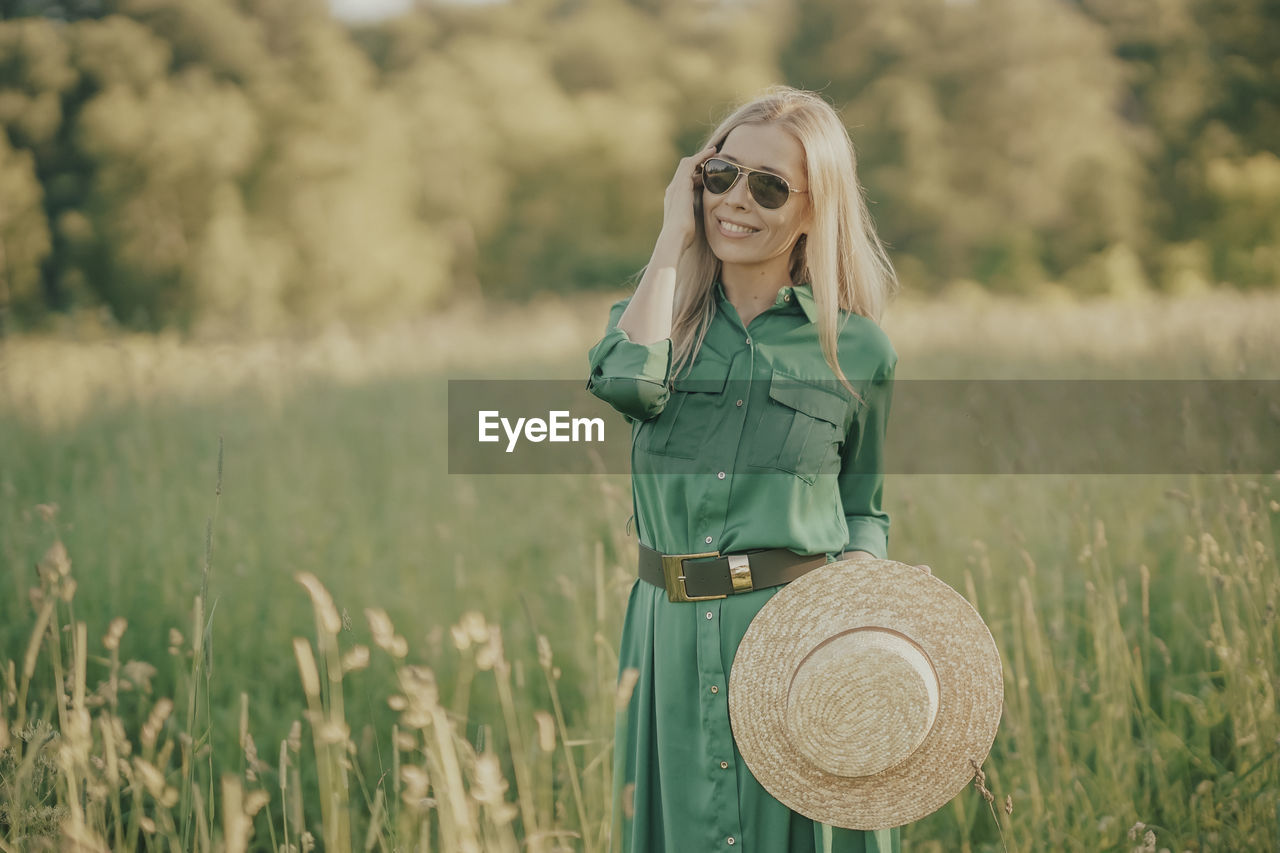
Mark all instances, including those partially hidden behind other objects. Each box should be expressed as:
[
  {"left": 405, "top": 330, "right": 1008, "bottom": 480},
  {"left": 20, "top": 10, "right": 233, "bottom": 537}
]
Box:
[{"left": 720, "top": 220, "right": 756, "bottom": 234}]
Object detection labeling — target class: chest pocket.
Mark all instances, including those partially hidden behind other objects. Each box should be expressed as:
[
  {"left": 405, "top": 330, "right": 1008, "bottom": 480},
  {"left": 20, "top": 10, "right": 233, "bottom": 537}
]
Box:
[
  {"left": 751, "top": 370, "right": 854, "bottom": 484},
  {"left": 636, "top": 354, "right": 730, "bottom": 461}
]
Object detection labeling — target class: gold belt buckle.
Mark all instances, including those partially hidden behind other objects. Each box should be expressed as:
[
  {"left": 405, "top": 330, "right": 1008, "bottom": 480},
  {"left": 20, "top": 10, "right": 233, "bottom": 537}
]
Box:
[{"left": 661, "top": 551, "right": 723, "bottom": 603}]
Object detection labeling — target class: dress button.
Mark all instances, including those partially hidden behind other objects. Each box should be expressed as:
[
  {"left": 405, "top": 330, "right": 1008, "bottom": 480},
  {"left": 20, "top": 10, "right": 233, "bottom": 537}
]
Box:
[
  {"left": 717, "top": 471, "right": 726, "bottom": 480},
  {"left": 735, "top": 399, "right": 743, "bottom": 407},
  {"left": 745, "top": 337, "right": 751, "bottom": 345},
  {"left": 720, "top": 761, "right": 729, "bottom": 769},
  {"left": 705, "top": 611, "right": 713, "bottom": 620},
  {"left": 727, "top": 838, "right": 736, "bottom": 846},
  {"left": 710, "top": 685, "right": 719, "bottom": 694},
  {"left": 783, "top": 293, "right": 791, "bottom": 302},
  {"left": 705, "top": 536, "right": 713, "bottom": 544}
]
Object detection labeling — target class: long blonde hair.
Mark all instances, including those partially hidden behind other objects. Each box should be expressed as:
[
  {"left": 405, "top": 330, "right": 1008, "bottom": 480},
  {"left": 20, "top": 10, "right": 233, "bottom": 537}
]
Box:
[{"left": 664, "top": 86, "right": 898, "bottom": 387}]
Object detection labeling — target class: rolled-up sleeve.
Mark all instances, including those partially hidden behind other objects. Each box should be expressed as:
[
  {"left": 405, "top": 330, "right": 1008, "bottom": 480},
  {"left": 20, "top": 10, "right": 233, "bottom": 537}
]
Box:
[
  {"left": 838, "top": 353, "right": 896, "bottom": 559},
  {"left": 586, "top": 296, "right": 672, "bottom": 422}
]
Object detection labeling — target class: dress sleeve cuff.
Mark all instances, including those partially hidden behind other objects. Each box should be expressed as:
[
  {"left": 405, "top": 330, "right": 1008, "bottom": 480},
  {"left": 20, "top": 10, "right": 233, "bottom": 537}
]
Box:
[
  {"left": 844, "top": 517, "right": 889, "bottom": 560},
  {"left": 586, "top": 326, "right": 672, "bottom": 421}
]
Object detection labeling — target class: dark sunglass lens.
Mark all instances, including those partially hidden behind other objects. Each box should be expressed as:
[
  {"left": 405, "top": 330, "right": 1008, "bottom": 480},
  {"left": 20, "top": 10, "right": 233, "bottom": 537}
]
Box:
[
  {"left": 701, "top": 159, "right": 739, "bottom": 194},
  {"left": 749, "top": 173, "right": 790, "bottom": 209}
]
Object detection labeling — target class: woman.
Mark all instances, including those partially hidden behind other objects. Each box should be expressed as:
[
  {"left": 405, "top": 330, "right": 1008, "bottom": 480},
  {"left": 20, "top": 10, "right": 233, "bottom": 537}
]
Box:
[{"left": 587, "top": 86, "right": 902, "bottom": 853}]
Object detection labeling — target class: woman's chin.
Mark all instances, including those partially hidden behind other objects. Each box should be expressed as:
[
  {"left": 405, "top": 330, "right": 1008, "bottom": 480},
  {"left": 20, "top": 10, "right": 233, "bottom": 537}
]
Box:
[
  {"left": 706, "top": 238, "right": 758, "bottom": 266},
  {"left": 710, "top": 248, "right": 777, "bottom": 270}
]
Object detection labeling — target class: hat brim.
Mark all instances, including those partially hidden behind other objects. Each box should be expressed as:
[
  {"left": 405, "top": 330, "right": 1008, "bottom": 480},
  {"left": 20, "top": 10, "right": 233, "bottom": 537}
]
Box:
[{"left": 728, "top": 558, "right": 1003, "bottom": 830}]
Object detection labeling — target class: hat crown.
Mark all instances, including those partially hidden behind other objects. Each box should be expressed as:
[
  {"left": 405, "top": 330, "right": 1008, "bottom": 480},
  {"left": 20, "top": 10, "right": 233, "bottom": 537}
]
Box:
[{"left": 783, "top": 628, "right": 940, "bottom": 778}]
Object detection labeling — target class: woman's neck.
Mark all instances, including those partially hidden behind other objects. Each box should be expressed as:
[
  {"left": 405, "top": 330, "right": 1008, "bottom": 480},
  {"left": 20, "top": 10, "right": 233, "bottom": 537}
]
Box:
[{"left": 721, "top": 261, "right": 793, "bottom": 329}]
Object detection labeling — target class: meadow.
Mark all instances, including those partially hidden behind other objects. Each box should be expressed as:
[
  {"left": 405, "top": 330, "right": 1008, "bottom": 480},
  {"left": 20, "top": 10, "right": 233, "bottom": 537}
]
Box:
[{"left": 1, "top": 289, "right": 1278, "bottom": 852}]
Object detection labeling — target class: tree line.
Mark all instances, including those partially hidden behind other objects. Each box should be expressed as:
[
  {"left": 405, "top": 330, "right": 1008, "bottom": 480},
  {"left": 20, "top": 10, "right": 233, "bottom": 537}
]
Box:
[{"left": 0, "top": 0, "right": 1276, "bottom": 334}]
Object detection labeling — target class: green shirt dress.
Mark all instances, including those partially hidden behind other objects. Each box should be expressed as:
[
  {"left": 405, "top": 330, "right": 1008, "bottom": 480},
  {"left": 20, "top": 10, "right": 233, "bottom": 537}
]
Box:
[{"left": 587, "top": 281, "right": 902, "bottom": 853}]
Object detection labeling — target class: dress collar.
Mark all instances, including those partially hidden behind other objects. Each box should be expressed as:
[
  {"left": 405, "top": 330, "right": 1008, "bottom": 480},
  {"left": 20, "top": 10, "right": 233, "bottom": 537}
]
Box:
[{"left": 713, "top": 279, "right": 819, "bottom": 324}]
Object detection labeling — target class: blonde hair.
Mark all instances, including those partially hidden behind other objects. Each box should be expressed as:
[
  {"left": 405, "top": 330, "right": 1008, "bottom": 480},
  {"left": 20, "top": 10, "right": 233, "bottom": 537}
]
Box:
[{"left": 664, "top": 86, "right": 898, "bottom": 388}]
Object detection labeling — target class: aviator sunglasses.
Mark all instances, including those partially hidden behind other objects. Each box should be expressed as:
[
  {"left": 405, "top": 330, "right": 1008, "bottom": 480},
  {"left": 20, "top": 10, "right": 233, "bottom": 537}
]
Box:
[{"left": 696, "top": 157, "right": 808, "bottom": 210}]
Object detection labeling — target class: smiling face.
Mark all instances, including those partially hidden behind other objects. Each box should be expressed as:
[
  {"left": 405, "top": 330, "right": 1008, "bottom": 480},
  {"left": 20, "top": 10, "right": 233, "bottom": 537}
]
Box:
[{"left": 701, "top": 121, "right": 813, "bottom": 280}]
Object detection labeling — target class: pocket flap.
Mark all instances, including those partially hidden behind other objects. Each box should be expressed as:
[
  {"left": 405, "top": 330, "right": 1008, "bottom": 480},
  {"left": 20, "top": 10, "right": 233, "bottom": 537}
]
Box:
[
  {"left": 768, "top": 370, "right": 851, "bottom": 426},
  {"left": 673, "top": 355, "right": 729, "bottom": 393}
]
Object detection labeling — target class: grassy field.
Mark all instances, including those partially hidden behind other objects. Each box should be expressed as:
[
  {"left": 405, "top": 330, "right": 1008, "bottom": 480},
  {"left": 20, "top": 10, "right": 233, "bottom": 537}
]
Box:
[{"left": 1, "top": 289, "right": 1278, "bottom": 852}]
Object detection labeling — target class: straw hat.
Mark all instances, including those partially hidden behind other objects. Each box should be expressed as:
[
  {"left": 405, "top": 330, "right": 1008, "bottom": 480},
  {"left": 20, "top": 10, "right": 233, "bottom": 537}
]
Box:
[{"left": 728, "top": 558, "right": 1003, "bottom": 830}]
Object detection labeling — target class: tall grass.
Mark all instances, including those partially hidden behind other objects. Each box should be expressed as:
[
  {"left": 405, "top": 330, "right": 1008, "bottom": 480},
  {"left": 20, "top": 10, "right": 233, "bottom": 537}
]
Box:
[
  {"left": 2, "top": 290, "right": 1278, "bottom": 851},
  {"left": 1, "top": 489, "right": 631, "bottom": 852}
]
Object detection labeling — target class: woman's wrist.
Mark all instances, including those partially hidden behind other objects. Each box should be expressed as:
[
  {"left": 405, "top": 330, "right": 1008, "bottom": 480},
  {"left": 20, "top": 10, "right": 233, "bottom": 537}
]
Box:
[
  {"left": 618, "top": 258, "right": 677, "bottom": 345},
  {"left": 652, "top": 228, "right": 688, "bottom": 266}
]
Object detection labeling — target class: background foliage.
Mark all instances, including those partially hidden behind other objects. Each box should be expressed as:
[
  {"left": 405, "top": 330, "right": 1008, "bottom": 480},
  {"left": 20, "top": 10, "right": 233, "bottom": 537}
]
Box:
[{"left": 0, "top": 0, "right": 1277, "bottom": 335}]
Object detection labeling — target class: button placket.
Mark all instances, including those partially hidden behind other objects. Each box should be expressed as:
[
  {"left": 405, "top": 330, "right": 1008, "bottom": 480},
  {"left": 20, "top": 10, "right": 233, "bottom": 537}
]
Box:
[
  {"left": 671, "top": 305, "right": 752, "bottom": 853},
  {"left": 695, "top": 595, "right": 737, "bottom": 850}
]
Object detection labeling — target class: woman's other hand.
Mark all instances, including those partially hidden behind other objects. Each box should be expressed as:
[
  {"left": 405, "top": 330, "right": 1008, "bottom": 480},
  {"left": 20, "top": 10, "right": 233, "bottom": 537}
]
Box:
[
  {"left": 660, "top": 143, "right": 719, "bottom": 252},
  {"left": 841, "top": 550, "right": 932, "bottom": 575}
]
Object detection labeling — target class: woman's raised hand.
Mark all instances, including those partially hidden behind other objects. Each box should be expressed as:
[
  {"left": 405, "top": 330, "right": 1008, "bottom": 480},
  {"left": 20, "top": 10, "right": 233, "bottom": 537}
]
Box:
[
  {"left": 660, "top": 143, "right": 719, "bottom": 252},
  {"left": 617, "top": 144, "right": 719, "bottom": 345}
]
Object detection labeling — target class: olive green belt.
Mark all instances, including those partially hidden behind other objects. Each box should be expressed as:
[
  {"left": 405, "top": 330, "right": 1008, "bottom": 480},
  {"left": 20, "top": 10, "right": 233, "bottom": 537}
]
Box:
[{"left": 638, "top": 543, "right": 828, "bottom": 603}]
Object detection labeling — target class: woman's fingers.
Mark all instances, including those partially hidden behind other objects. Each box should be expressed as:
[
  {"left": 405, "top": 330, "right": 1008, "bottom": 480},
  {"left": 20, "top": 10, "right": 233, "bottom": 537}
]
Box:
[
  {"left": 662, "top": 144, "right": 718, "bottom": 249},
  {"left": 678, "top": 144, "right": 715, "bottom": 165},
  {"left": 669, "top": 145, "right": 714, "bottom": 197},
  {"left": 681, "top": 144, "right": 717, "bottom": 180}
]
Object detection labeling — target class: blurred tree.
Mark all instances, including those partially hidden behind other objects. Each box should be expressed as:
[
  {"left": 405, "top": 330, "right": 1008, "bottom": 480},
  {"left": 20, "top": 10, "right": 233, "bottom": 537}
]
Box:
[
  {"left": 0, "top": 0, "right": 105, "bottom": 21},
  {"left": 0, "top": 16, "right": 92, "bottom": 317},
  {"left": 1074, "top": 0, "right": 1280, "bottom": 287},
  {"left": 0, "top": 17, "right": 77, "bottom": 152},
  {"left": 76, "top": 62, "right": 260, "bottom": 327},
  {"left": 781, "top": 0, "right": 1145, "bottom": 294},
  {"left": 1196, "top": 0, "right": 1280, "bottom": 155},
  {"left": 359, "top": 0, "right": 784, "bottom": 297},
  {"left": 1, "top": 0, "right": 1276, "bottom": 332},
  {"left": 1, "top": 0, "right": 462, "bottom": 333},
  {"left": 0, "top": 129, "right": 51, "bottom": 332},
  {"left": 117, "top": 0, "right": 277, "bottom": 88},
  {"left": 66, "top": 15, "right": 192, "bottom": 327},
  {"left": 1202, "top": 151, "right": 1280, "bottom": 288},
  {"left": 231, "top": 0, "right": 453, "bottom": 331}
]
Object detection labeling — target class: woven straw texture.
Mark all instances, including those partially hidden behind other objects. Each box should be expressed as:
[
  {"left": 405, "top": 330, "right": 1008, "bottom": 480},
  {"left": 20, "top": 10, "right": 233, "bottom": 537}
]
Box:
[{"left": 728, "top": 558, "right": 1003, "bottom": 830}]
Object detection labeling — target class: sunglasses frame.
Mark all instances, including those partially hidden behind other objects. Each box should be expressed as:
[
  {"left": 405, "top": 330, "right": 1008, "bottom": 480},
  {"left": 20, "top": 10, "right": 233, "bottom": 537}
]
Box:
[{"left": 696, "top": 157, "right": 808, "bottom": 210}]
